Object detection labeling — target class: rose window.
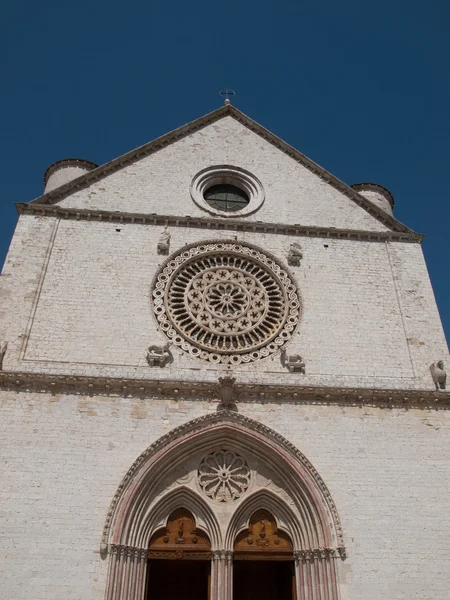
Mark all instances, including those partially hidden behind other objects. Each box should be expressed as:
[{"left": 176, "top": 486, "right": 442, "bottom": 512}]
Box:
[
  {"left": 152, "top": 242, "right": 300, "bottom": 364},
  {"left": 198, "top": 450, "right": 250, "bottom": 502}
]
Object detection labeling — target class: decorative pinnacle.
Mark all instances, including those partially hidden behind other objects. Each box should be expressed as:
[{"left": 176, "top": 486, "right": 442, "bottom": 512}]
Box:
[{"left": 219, "top": 89, "right": 236, "bottom": 105}]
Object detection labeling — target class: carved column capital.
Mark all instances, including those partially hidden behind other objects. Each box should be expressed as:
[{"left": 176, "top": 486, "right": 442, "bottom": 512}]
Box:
[
  {"left": 294, "top": 547, "right": 346, "bottom": 562},
  {"left": 107, "top": 543, "right": 148, "bottom": 559},
  {"left": 212, "top": 549, "right": 231, "bottom": 561}
]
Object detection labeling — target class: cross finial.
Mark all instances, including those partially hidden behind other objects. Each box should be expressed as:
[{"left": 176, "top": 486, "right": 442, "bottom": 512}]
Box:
[{"left": 219, "top": 89, "right": 236, "bottom": 105}]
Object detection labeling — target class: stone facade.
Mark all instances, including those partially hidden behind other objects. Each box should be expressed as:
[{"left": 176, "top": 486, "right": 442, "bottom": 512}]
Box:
[{"left": 0, "top": 104, "right": 449, "bottom": 600}]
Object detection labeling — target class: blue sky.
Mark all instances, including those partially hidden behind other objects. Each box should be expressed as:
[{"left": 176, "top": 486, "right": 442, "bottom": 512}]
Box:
[{"left": 1, "top": 0, "right": 449, "bottom": 341}]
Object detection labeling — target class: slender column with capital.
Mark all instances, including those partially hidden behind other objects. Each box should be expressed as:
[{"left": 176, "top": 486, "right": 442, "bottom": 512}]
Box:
[
  {"left": 225, "top": 551, "right": 233, "bottom": 600},
  {"left": 294, "top": 549, "right": 341, "bottom": 600},
  {"left": 210, "top": 550, "right": 233, "bottom": 600},
  {"left": 105, "top": 545, "right": 148, "bottom": 600},
  {"left": 210, "top": 551, "right": 221, "bottom": 600},
  {"left": 294, "top": 552, "right": 306, "bottom": 600}
]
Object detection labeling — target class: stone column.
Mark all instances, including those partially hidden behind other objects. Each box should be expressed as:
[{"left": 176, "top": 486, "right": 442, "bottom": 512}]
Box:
[
  {"left": 224, "top": 551, "right": 233, "bottom": 600},
  {"left": 294, "top": 549, "right": 342, "bottom": 600},
  {"left": 105, "top": 545, "right": 148, "bottom": 600},
  {"left": 210, "top": 550, "right": 233, "bottom": 600}
]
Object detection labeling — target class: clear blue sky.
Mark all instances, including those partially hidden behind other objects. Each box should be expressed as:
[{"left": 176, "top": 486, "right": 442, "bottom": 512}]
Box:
[{"left": 1, "top": 0, "right": 449, "bottom": 342}]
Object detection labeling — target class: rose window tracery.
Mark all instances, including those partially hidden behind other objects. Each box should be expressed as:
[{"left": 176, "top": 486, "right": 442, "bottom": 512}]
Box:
[
  {"left": 198, "top": 450, "right": 250, "bottom": 502},
  {"left": 152, "top": 242, "right": 300, "bottom": 364}
]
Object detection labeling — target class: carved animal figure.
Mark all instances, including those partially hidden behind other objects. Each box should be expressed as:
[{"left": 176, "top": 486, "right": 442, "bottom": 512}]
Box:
[
  {"left": 288, "top": 243, "right": 303, "bottom": 266},
  {"left": 430, "top": 361, "right": 446, "bottom": 390},
  {"left": 147, "top": 343, "right": 172, "bottom": 367},
  {"left": 157, "top": 227, "right": 171, "bottom": 255},
  {"left": 280, "top": 347, "right": 305, "bottom": 373}
]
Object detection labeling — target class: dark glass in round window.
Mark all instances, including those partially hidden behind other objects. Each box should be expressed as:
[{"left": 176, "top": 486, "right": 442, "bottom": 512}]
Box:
[{"left": 204, "top": 184, "right": 250, "bottom": 212}]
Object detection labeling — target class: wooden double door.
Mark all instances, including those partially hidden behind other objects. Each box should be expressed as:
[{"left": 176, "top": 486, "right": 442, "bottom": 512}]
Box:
[
  {"left": 145, "top": 508, "right": 295, "bottom": 600},
  {"left": 147, "top": 558, "right": 294, "bottom": 600}
]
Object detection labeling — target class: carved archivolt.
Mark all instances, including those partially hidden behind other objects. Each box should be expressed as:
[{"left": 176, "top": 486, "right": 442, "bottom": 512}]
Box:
[
  {"left": 102, "top": 413, "right": 345, "bottom": 600},
  {"left": 152, "top": 242, "right": 300, "bottom": 364},
  {"left": 102, "top": 411, "right": 344, "bottom": 551},
  {"left": 198, "top": 450, "right": 250, "bottom": 502}
]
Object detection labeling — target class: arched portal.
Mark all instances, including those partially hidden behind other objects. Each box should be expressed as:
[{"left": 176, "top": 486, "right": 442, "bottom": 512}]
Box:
[
  {"left": 233, "top": 510, "right": 295, "bottom": 600},
  {"left": 146, "top": 508, "right": 211, "bottom": 600},
  {"left": 102, "top": 411, "right": 346, "bottom": 600}
]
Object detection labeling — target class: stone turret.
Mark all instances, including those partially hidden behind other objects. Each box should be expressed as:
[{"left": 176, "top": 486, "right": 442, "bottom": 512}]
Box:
[
  {"left": 351, "top": 182, "right": 394, "bottom": 216},
  {"left": 44, "top": 158, "right": 98, "bottom": 193}
]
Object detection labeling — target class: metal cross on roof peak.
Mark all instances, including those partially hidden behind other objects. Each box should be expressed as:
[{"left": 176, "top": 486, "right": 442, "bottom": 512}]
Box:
[{"left": 219, "top": 89, "right": 236, "bottom": 105}]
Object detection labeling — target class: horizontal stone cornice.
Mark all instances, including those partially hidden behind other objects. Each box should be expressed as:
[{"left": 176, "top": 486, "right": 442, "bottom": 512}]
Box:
[
  {"left": 1, "top": 370, "right": 449, "bottom": 409},
  {"left": 16, "top": 204, "right": 423, "bottom": 243}
]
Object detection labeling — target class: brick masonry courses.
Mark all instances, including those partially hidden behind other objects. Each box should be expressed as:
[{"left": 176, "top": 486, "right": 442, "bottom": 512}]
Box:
[{"left": 0, "top": 111, "right": 449, "bottom": 600}]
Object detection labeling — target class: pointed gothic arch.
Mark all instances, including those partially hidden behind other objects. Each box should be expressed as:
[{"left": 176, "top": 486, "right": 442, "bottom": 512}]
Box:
[
  {"left": 102, "top": 411, "right": 345, "bottom": 600},
  {"left": 224, "top": 488, "right": 305, "bottom": 551}
]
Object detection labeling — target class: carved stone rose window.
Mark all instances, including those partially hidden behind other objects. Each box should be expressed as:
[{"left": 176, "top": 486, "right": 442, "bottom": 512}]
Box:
[
  {"left": 198, "top": 450, "right": 250, "bottom": 502},
  {"left": 152, "top": 242, "right": 300, "bottom": 365}
]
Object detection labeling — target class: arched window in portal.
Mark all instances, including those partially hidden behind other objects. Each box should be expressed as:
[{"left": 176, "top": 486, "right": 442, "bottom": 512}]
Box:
[
  {"left": 146, "top": 508, "right": 211, "bottom": 600},
  {"left": 233, "top": 510, "right": 296, "bottom": 600}
]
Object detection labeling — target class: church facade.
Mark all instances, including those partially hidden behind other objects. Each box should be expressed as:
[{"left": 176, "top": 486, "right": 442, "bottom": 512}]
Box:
[{"left": 0, "top": 103, "right": 449, "bottom": 600}]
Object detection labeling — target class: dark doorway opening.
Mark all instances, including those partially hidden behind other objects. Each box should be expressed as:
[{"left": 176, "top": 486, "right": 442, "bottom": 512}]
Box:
[
  {"left": 233, "top": 560, "right": 295, "bottom": 600},
  {"left": 146, "top": 559, "right": 210, "bottom": 600}
]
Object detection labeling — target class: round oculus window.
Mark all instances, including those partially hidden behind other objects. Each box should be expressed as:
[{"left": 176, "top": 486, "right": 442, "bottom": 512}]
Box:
[
  {"left": 204, "top": 184, "right": 250, "bottom": 212},
  {"left": 190, "top": 166, "right": 265, "bottom": 217},
  {"left": 152, "top": 241, "right": 301, "bottom": 365}
]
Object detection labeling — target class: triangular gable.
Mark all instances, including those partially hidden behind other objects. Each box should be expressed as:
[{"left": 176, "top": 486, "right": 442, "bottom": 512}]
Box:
[{"left": 25, "top": 105, "right": 418, "bottom": 237}]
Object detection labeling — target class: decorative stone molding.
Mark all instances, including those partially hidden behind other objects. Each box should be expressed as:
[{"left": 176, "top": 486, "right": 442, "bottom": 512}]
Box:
[
  {"left": 198, "top": 450, "right": 251, "bottom": 502},
  {"left": 152, "top": 241, "right": 300, "bottom": 364},
  {"left": 100, "top": 411, "right": 349, "bottom": 600},
  {"left": 101, "top": 410, "right": 345, "bottom": 549},
  {"left": 216, "top": 375, "right": 237, "bottom": 406},
  {"left": 17, "top": 203, "right": 424, "bottom": 243},
  {"left": 430, "top": 361, "right": 446, "bottom": 390},
  {"left": 294, "top": 547, "right": 346, "bottom": 561},
  {"left": 2, "top": 370, "right": 450, "bottom": 409},
  {"left": 109, "top": 543, "right": 148, "bottom": 560}
]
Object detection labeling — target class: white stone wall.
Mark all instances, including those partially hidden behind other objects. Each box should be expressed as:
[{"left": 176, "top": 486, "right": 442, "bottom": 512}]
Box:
[
  {"left": 1, "top": 111, "right": 449, "bottom": 600},
  {"left": 0, "top": 391, "right": 449, "bottom": 600},
  {"left": 0, "top": 215, "right": 447, "bottom": 390},
  {"left": 55, "top": 116, "right": 389, "bottom": 233}
]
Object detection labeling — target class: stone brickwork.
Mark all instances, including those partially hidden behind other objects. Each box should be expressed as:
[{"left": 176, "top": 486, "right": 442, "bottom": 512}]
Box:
[
  {"left": 0, "top": 108, "right": 449, "bottom": 600},
  {"left": 0, "top": 392, "right": 449, "bottom": 600},
  {"left": 55, "top": 116, "right": 390, "bottom": 232},
  {"left": 0, "top": 215, "right": 447, "bottom": 390}
]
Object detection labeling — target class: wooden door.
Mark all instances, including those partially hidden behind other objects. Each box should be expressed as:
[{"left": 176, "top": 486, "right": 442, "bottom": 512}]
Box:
[{"left": 147, "top": 559, "right": 210, "bottom": 600}]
